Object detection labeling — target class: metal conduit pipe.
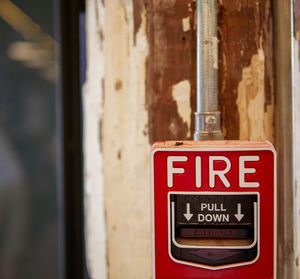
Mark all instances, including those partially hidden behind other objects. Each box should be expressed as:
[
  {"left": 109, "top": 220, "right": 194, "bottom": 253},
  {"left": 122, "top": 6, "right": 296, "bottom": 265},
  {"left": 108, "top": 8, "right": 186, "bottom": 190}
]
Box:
[{"left": 194, "top": 0, "right": 223, "bottom": 140}]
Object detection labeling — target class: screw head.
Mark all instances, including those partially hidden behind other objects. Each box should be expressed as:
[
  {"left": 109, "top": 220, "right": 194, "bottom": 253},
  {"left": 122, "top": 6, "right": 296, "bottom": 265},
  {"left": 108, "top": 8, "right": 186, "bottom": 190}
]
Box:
[{"left": 205, "top": 115, "right": 216, "bottom": 125}]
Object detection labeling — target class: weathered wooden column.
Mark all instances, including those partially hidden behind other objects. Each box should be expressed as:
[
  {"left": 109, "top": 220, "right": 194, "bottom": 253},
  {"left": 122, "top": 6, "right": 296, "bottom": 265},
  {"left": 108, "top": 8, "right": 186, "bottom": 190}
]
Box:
[
  {"left": 293, "top": 0, "right": 300, "bottom": 277},
  {"left": 83, "top": 1, "right": 276, "bottom": 278}
]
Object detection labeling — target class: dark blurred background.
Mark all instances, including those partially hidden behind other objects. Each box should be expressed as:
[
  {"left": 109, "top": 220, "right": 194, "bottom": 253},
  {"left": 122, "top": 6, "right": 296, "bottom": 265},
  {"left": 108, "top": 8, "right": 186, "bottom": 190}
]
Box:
[{"left": 0, "top": 0, "right": 59, "bottom": 278}]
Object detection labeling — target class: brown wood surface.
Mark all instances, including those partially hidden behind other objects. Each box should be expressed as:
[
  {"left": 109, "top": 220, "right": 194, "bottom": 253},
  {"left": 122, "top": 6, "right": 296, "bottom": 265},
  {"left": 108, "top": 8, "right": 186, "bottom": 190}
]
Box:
[
  {"left": 218, "top": 0, "right": 273, "bottom": 140},
  {"left": 143, "top": 0, "right": 197, "bottom": 143},
  {"left": 134, "top": 0, "right": 274, "bottom": 142},
  {"left": 294, "top": 1, "right": 300, "bottom": 276}
]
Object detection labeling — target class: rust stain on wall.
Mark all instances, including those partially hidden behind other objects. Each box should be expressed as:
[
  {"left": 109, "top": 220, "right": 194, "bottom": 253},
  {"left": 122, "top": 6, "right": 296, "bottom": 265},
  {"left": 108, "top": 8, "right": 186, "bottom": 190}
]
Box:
[
  {"left": 218, "top": 0, "right": 273, "bottom": 139},
  {"left": 144, "top": 0, "right": 196, "bottom": 144}
]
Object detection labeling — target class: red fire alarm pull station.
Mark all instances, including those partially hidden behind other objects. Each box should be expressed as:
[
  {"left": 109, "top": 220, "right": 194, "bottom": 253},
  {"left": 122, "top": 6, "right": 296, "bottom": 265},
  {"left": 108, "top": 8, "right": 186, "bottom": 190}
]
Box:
[
  {"left": 151, "top": 1, "right": 277, "bottom": 278},
  {"left": 151, "top": 141, "right": 276, "bottom": 279}
]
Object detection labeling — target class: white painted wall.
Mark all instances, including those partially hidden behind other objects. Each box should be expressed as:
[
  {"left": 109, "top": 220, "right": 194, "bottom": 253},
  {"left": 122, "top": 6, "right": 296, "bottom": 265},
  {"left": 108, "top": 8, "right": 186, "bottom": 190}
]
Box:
[
  {"left": 83, "top": 0, "right": 106, "bottom": 278},
  {"left": 101, "top": 1, "right": 151, "bottom": 278},
  {"left": 83, "top": 0, "right": 151, "bottom": 278}
]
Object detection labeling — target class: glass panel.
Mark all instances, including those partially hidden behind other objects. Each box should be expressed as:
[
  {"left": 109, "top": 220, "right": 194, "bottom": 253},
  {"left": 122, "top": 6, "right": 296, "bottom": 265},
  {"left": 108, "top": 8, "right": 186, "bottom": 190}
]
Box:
[{"left": 0, "top": 0, "right": 59, "bottom": 278}]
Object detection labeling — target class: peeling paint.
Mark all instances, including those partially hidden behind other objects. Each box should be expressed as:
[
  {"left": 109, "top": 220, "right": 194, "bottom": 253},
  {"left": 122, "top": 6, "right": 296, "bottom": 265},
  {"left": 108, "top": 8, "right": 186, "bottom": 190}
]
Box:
[
  {"left": 172, "top": 80, "right": 191, "bottom": 137},
  {"left": 236, "top": 49, "right": 266, "bottom": 140},
  {"left": 218, "top": 1, "right": 274, "bottom": 140},
  {"left": 146, "top": 0, "right": 196, "bottom": 143},
  {"left": 236, "top": 47, "right": 274, "bottom": 142},
  {"left": 133, "top": 1, "right": 143, "bottom": 45},
  {"left": 182, "top": 16, "right": 190, "bottom": 32},
  {"left": 102, "top": 1, "right": 151, "bottom": 278},
  {"left": 169, "top": 121, "right": 179, "bottom": 137}
]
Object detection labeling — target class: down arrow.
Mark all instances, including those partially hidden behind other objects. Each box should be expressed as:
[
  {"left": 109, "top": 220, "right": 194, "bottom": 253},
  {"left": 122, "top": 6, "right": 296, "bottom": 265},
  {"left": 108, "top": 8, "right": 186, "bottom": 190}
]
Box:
[
  {"left": 184, "top": 203, "right": 193, "bottom": 221},
  {"left": 234, "top": 203, "right": 244, "bottom": 222}
]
